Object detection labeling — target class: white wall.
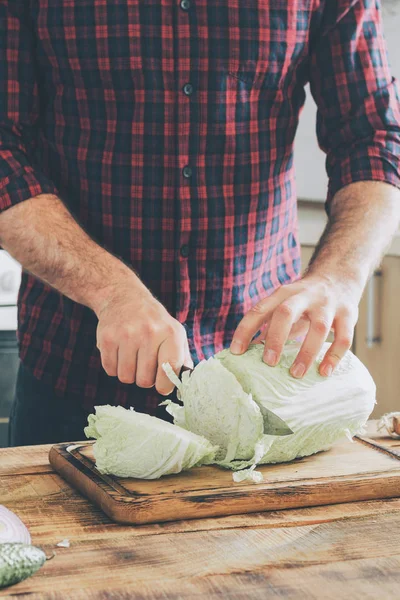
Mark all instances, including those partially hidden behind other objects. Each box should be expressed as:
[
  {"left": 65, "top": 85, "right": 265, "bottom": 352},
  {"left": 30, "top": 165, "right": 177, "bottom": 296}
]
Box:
[{"left": 294, "top": 1, "right": 400, "bottom": 202}]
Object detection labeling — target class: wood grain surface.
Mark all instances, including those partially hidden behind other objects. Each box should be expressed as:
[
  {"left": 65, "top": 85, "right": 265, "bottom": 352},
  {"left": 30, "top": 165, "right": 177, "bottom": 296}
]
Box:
[
  {"left": 2, "top": 423, "right": 400, "bottom": 598},
  {"left": 357, "top": 420, "right": 400, "bottom": 458},
  {"left": 48, "top": 431, "right": 400, "bottom": 525}
]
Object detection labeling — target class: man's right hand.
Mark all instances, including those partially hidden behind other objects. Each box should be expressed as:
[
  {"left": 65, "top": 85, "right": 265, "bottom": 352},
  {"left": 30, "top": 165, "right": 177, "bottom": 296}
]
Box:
[
  {"left": 0, "top": 195, "right": 191, "bottom": 395},
  {"left": 95, "top": 276, "right": 193, "bottom": 395}
]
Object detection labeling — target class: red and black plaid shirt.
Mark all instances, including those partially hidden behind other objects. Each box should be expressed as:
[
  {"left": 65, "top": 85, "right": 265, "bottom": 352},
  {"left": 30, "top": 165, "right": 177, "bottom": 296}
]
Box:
[{"left": 1, "top": 1, "right": 400, "bottom": 414}]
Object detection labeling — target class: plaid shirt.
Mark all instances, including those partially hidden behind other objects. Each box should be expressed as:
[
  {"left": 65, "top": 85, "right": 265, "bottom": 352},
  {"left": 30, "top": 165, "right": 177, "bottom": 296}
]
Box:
[{"left": 1, "top": 1, "right": 400, "bottom": 414}]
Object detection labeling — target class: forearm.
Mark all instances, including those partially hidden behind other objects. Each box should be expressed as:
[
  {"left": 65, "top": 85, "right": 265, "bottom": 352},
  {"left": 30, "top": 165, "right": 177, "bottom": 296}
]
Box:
[
  {"left": 0, "top": 194, "right": 146, "bottom": 315},
  {"left": 306, "top": 181, "right": 400, "bottom": 294}
]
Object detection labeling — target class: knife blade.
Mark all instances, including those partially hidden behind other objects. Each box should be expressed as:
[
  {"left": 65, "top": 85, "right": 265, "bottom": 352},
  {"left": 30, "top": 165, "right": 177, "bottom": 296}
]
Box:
[{"left": 261, "top": 408, "right": 294, "bottom": 436}]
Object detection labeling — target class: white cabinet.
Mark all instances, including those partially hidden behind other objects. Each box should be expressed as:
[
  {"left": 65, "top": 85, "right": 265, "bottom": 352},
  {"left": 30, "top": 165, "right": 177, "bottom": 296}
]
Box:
[{"left": 355, "top": 256, "right": 400, "bottom": 417}]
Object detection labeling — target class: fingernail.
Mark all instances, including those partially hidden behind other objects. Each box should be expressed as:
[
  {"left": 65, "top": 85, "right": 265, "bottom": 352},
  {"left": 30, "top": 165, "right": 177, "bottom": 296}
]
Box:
[
  {"left": 291, "top": 363, "right": 305, "bottom": 378},
  {"left": 230, "top": 340, "right": 244, "bottom": 354},
  {"left": 264, "top": 349, "right": 277, "bottom": 366},
  {"left": 322, "top": 364, "right": 333, "bottom": 377}
]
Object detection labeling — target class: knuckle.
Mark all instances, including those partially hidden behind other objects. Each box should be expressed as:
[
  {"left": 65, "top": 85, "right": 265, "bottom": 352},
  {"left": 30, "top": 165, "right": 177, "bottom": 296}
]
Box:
[
  {"left": 120, "top": 326, "right": 135, "bottom": 342},
  {"left": 313, "top": 318, "right": 330, "bottom": 335},
  {"left": 337, "top": 334, "right": 353, "bottom": 349},
  {"left": 327, "top": 352, "right": 342, "bottom": 363},
  {"left": 340, "top": 305, "right": 359, "bottom": 324},
  {"left": 298, "top": 348, "right": 315, "bottom": 364},
  {"left": 338, "top": 305, "right": 351, "bottom": 318},
  {"left": 275, "top": 303, "right": 294, "bottom": 320},
  {"left": 250, "top": 301, "right": 269, "bottom": 315},
  {"left": 165, "top": 323, "right": 178, "bottom": 337},
  {"left": 99, "top": 331, "right": 115, "bottom": 348},
  {"left": 321, "top": 292, "right": 331, "bottom": 307},
  {"left": 141, "top": 321, "right": 157, "bottom": 337},
  {"left": 317, "top": 281, "right": 331, "bottom": 300}
]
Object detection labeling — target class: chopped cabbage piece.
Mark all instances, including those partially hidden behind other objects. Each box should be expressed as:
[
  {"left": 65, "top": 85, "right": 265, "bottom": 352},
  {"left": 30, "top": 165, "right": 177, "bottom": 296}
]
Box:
[{"left": 85, "top": 405, "right": 217, "bottom": 479}]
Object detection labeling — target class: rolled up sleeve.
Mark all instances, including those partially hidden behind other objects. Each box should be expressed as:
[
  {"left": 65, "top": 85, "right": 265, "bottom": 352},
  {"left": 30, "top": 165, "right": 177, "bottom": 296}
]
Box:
[
  {"left": 309, "top": 0, "right": 400, "bottom": 210},
  {"left": 0, "top": 1, "right": 58, "bottom": 212}
]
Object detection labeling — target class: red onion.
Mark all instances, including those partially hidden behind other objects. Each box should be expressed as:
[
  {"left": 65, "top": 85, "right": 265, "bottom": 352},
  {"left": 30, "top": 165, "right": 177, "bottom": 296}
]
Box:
[{"left": 0, "top": 505, "right": 31, "bottom": 545}]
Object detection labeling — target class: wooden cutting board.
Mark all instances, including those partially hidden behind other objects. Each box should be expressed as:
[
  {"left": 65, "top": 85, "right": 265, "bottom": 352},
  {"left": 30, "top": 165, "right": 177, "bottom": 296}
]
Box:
[{"left": 48, "top": 435, "right": 400, "bottom": 525}]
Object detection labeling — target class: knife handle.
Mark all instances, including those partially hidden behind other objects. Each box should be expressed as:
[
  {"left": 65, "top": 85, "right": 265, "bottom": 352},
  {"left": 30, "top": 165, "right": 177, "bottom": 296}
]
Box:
[{"left": 179, "top": 365, "right": 193, "bottom": 378}]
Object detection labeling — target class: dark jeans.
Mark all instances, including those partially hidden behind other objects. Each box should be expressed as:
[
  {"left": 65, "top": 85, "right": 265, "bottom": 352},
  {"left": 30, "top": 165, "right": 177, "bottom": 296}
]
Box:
[
  {"left": 8, "top": 363, "right": 90, "bottom": 446},
  {"left": 8, "top": 362, "right": 174, "bottom": 447}
]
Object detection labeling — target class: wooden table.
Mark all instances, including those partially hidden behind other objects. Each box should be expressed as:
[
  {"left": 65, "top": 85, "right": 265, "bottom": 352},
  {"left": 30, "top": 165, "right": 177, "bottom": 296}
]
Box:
[{"left": 1, "top": 423, "right": 400, "bottom": 599}]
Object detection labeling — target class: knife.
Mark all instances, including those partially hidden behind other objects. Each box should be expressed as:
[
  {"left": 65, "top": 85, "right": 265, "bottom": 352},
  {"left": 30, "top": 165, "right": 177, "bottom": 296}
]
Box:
[
  {"left": 261, "top": 408, "right": 294, "bottom": 436},
  {"left": 179, "top": 366, "right": 293, "bottom": 437}
]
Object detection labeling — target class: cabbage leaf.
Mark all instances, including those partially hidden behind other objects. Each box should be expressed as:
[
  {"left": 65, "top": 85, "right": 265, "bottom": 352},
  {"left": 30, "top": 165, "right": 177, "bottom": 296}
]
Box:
[{"left": 85, "top": 405, "right": 218, "bottom": 479}]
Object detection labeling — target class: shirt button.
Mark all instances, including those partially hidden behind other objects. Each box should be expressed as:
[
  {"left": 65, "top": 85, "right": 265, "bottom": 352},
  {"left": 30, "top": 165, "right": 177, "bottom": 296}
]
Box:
[
  {"left": 180, "top": 0, "right": 191, "bottom": 10},
  {"left": 182, "top": 165, "right": 192, "bottom": 178},
  {"left": 183, "top": 83, "right": 194, "bottom": 96},
  {"left": 180, "top": 244, "right": 190, "bottom": 258}
]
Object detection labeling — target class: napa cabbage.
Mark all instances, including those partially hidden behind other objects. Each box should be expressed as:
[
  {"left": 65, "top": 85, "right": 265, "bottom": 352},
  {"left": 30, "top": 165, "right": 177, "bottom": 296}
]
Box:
[
  {"left": 85, "top": 342, "right": 376, "bottom": 484},
  {"left": 163, "top": 342, "right": 376, "bottom": 481}
]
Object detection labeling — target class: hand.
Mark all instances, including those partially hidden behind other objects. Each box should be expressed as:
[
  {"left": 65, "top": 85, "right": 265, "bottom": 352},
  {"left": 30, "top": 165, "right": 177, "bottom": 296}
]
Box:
[
  {"left": 230, "top": 274, "right": 360, "bottom": 378},
  {"left": 95, "top": 275, "right": 193, "bottom": 394}
]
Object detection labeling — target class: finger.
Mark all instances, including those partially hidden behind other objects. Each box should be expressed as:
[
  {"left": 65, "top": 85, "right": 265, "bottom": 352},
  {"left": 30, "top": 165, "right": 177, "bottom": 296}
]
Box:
[
  {"left": 288, "top": 317, "right": 310, "bottom": 341},
  {"left": 136, "top": 344, "right": 159, "bottom": 389},
  {"left": 319, "top": 315, "right": 354, "bottom": 377},
  {"left": 250, "top": 320, "right": 271, "bottom": 345},
  {"left": 97, "top": 331, "right": 118, "bottom": 377},
  {"left": 290, "top": 310, "right": 334, "bottom": 378},
  {"left": 116, "top": 341, "right": 138, "bottom": 384},
  {"left": 156, "top": 337, "right": 185, "bottom": 396},
  {"left": 230, "top": 290, "right": 287, "bottom": 354},
  {"left": 263, "top": 295, "right": 310, "bottom": 366}
]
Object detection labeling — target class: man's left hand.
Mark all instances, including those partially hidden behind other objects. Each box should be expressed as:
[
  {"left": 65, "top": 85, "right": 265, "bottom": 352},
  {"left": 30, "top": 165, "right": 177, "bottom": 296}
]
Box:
[{"left": 230, "top": 274, "right": 360, "bottom": 378}]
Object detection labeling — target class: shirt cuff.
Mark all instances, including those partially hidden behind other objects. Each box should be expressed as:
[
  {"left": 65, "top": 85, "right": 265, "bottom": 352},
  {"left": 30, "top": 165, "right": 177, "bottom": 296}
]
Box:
[
  {"left": 0, "top": 166, "right": 59, "bottom": 212},
  {"left": 326, "top": 147, "right": 400, "bottom": 209}
]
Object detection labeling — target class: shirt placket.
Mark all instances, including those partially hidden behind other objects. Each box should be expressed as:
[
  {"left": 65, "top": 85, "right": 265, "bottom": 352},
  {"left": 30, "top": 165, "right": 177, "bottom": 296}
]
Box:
[{"left": 175, "top": 0, "right": 194, "bottom": 324}]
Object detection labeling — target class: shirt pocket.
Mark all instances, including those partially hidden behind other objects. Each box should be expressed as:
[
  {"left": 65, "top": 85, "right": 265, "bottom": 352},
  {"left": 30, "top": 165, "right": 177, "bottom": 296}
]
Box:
[
  {"left": 209, "top": 65, "right": 285, "bottom": 131},
  {"left": 205, "top": 4, "right": 305, "bottom": 127},
  {"left": 225, "top": 29, "right": 292, "bottom": 94}
]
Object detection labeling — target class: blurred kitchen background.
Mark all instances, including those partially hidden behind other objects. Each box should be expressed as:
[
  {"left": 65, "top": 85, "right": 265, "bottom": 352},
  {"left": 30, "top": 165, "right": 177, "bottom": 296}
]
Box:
[{"left": 0, "top": 1, "right": 399, "bottom": 446}]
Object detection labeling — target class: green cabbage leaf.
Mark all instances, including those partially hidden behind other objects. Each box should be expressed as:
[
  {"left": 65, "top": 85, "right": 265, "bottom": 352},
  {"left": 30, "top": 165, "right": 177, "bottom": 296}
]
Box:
[{"left": 84, "top": 405, "right": 217, "bottom": 479}]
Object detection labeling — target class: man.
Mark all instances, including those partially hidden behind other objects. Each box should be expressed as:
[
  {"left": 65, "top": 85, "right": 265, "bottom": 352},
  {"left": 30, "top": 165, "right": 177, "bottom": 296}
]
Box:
[{"left": 1, "top": 1, "right": 400, "bottom": 446}]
